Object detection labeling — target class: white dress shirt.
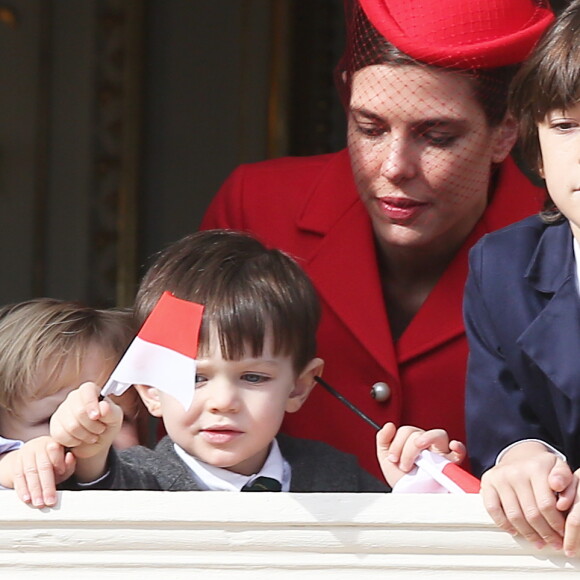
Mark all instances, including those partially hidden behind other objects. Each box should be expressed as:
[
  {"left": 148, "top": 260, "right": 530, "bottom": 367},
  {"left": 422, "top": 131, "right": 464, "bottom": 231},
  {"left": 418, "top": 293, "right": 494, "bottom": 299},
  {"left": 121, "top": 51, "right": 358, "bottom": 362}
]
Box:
[{"left": 174, "top": 438, "right": 291, "bottom": 491}]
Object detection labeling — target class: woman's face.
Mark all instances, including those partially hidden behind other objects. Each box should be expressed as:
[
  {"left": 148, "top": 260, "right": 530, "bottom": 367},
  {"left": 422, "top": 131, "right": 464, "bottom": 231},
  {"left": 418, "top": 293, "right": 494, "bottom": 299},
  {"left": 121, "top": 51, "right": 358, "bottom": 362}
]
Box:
[{"left": 347, "top": 64, "right": 516, "bottom": 254}]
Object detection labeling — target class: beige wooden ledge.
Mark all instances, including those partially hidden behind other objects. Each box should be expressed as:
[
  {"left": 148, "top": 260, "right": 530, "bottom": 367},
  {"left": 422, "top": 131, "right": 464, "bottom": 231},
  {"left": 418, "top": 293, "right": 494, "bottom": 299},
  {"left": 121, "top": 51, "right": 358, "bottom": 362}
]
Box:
[{"left": 1, "top": 491, "right": 578, "bottom": 577}]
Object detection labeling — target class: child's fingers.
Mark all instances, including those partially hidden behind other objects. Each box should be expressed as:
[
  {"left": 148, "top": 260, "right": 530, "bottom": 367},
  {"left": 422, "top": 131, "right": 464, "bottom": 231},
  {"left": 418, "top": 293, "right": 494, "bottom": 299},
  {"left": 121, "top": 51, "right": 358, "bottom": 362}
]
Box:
[
  {"left": 47, "top": 443, "right": 76, "bottom": 484},
  {"left": 555, "top": 468, "right": 580, "bottom": 515},
  {"left": 483, "top": 479, "right": 549, "bottom": 547},
  {"left": 556, "top": 485, "right": 576, "bottom": 512},
  {"left": 58, "top": 451, "right": 77, "bottom": 483},
  {"left": 548, "top": 459, "right": 574, "bottom": 494},
  {"left": 45, "top": 440, "right": 67, "bottom": 474},
  {"left": 414, "top": 428, "right": 452, "bottom": 453},
  {"left": 394, "top": 426, "right": 454, "bottom": 472},
  {"left": 529, "top": 473, "right": 566, "bottom": 544},
  {"left": 13, "top": 448, "right": 57, "bottom": 508},
  {"left": 563, "top": 496, "right": 580, "bottom": 558},
  {"left": 376, "top": 423, "right": 396, "bottom": 452},
  {"left": 482, "top": 468, "right": 565, "bottom": 550},
  {"left": 50, "top": 417, "right": 101, "bottom": 448},
  {"left": 513, "top": 481, "right": 564, "bottom": 548},
  {"left": 447, "top": 440, "right": 467, "bottom": 464},
  {"left": 77, "top": 381, "right": 105, "bottom": 421},
  {"left": 11, "top": 453, "right": 32, "bottom": 505},
  {"left": 396, "top": 429, "right": 427, "bottom": 472},
  {"left": 34, "top": 451, "right": 59, "bottom": 507},
  {"left": 480, "top": 482, "right": 518, "bottom": 536},
  {"left": 384, "top": 425, "right": 422, "bottom": 464},
  {"left": 407, "top": 431, "right": 466, "bottom": 466},
  {"left": 97, "top": 397, "right": 124, "bottom": 427},
  {"left": 50, "top": 389, "right": 111, "bottom": 447},
  {"left": 56, "top": 381, "right": 106, "bottom": 436},
  {"left": 376, "top": 423, "right": 410, "bottom": 488}
]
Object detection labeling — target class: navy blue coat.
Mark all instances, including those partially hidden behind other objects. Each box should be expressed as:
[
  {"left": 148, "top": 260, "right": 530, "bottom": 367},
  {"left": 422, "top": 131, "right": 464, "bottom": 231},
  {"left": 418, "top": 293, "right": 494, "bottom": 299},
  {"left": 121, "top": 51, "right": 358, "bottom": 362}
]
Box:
[{"left": 465, "top": 215, "right": 580, "bottom": 477}]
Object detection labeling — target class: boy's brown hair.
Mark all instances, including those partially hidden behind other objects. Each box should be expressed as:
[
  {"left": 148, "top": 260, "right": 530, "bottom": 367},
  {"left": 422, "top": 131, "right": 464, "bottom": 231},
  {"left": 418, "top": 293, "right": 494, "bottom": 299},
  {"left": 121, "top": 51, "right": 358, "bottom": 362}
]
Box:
[
  {"left": 0, "top": 298, "right": 135, "bottom": 414},
  {"left": 134, "top": 230, "right": 321, "bottom": 374},
  {"left": 509, "top": 0, "right": 580, "bottom": 222}
]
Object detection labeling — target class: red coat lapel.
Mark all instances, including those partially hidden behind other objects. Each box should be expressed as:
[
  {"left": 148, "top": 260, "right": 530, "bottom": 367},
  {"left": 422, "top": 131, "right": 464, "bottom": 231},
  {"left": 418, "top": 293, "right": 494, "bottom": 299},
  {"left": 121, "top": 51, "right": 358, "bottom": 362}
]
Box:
[
  {"left": 306, "top": 201, "right": 399, "bottom": 377},
  {"left": 294, "top": 150, "right": 398, "bottom": 378},
  {"left": 396, "top": 225, "right": 481, "bottom": 363}
]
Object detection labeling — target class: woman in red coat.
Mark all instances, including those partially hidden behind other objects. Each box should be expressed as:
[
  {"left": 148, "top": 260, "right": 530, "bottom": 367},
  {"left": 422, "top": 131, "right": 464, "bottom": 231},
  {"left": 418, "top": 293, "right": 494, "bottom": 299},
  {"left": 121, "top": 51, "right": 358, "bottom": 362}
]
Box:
[{"left": 201, "top": 0, "right": 552, "bottom": 478}]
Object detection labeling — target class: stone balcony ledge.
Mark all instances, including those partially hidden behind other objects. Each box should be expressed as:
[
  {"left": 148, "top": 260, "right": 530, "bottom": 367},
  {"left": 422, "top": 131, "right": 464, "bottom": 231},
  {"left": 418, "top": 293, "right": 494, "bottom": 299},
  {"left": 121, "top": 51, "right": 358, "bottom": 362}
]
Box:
[{"left": 1, "top": 491, "right": 578, "bottom": 578}]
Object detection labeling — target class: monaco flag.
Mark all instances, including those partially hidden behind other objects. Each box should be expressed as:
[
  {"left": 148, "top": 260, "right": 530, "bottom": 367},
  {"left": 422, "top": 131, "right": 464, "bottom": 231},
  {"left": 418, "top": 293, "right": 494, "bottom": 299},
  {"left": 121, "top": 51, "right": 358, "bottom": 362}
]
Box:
[
  {"left": 393, "top": 450, "right": 481, "bottom": 494},
  {"left": 100, "top": 291, "right": 204, "bottom": 411}
]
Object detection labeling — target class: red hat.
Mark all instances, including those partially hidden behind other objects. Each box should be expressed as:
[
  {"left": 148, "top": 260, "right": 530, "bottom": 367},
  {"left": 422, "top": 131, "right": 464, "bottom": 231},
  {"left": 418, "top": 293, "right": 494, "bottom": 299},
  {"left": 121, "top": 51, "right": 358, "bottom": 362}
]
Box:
[{"left": 357, "top": 0, "right": 555, "bottom": 68}]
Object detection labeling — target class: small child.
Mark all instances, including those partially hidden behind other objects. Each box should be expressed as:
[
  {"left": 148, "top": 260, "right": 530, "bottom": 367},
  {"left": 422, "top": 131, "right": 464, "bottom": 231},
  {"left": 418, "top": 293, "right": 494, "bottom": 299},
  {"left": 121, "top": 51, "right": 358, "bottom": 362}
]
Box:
[
  {"left": 464, "top": 0, "right": 580, "bottom": 558},
  {"left": 0, "top": 298, "right": 140, "bottom": 506},
  {"left": 51, "top": 230, "right": 465, "bottom": 492}
]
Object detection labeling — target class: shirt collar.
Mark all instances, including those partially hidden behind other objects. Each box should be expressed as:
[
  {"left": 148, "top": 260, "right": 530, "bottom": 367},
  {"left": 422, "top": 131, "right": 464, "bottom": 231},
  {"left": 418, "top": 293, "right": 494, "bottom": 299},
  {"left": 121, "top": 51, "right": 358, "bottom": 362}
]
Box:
[{"left": 173, "top": 438, "right": 291, "bottom": 492}]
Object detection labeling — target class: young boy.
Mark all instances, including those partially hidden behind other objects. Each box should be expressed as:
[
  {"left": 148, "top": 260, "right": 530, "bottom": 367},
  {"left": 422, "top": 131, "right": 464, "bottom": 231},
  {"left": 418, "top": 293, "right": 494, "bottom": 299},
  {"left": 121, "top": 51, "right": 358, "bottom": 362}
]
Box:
[
  {"left": 51, "top": 230, "right": 465, "bottom": 492},
  {"left": 463, "top": 0, "right": 580, "bottom": 558},
  {"left": 0, "top": 298, "right": 140, "bottom": 506}
]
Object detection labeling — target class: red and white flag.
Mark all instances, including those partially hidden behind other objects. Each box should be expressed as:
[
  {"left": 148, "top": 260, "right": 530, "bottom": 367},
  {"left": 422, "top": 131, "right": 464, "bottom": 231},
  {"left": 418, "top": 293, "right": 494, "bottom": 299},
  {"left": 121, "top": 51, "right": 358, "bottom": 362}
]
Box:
[
  {"left": 101, "top": 291, "right": 204, "bottom": 411},
  {"left": 393, "top": 450, "right": 481, "bottom": 494}
]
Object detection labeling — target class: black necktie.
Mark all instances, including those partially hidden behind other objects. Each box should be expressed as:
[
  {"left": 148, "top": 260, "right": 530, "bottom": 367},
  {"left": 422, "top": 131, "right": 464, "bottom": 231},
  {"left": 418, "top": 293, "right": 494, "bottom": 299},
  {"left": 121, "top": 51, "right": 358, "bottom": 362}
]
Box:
[{"left": 241, "top": 476, "right": 282, "bottom": 492}]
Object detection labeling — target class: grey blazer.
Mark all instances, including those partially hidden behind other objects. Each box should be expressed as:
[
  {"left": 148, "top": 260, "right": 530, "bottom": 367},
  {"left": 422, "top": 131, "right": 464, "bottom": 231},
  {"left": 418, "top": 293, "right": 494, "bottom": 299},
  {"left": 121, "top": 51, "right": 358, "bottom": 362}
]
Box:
[{"left": 68, "top": 434, "right": 389, "bottom": 493}]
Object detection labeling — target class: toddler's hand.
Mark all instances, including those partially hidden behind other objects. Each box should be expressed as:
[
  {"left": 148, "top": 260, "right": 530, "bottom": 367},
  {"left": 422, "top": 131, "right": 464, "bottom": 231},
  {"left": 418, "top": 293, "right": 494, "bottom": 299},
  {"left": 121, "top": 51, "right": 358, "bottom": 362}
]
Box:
[
  {"left": 1, "top": 436, "right": 75, "bottom": 508},
  {"left": 481, "top": 441, "right": 571, "bottom": 552},
  {"left": 50, "top": 381, "right": 123, "bottom": 459},
  {"left": 377, "top": 422, "right": 465, "bottom": 487}
]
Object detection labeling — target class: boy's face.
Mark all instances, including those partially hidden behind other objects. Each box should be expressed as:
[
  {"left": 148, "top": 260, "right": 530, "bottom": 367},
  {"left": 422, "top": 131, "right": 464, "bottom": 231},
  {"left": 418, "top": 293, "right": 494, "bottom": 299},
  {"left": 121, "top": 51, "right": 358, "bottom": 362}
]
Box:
[
  {"left": 0, "top": 343, "right": 115, "bottom": 442},
  {"left": 138, "top": 331, "right": 322, "bottom": 476},
  {"left": 538, "top": 103, "right": 580, "bottom": 241}
]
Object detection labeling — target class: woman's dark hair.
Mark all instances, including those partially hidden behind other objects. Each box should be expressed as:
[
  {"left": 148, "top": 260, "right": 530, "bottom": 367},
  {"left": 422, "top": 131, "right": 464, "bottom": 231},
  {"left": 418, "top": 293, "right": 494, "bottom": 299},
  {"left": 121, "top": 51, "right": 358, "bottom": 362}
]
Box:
[{"left": 509, "top": 0, "right": 580, "bottom": 223}]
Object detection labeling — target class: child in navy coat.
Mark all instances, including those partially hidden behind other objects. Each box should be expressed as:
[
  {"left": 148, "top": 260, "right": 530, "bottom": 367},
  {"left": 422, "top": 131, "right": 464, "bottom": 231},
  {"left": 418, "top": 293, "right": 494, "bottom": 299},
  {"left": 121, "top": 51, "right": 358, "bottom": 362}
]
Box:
[{"left": 464, "top": 0, "right": 580, "bottom": 558}]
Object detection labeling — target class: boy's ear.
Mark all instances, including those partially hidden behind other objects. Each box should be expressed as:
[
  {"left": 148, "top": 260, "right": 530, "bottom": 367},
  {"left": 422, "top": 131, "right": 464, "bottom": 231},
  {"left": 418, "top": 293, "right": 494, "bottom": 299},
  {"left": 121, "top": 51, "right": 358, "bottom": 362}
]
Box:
[
  {"left": 134, "top": 384, "right": 163, "bottom": 418},
  {"left": 285, "top": 358, "right": 324, "bottom": 414},
  {"left": 491, "top": 114, "right": 518, "bottom": 163}
]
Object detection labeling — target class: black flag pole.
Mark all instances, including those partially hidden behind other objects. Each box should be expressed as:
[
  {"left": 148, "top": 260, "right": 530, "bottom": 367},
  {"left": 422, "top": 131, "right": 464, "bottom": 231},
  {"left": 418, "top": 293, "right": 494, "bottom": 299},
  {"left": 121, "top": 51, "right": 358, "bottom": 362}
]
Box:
[{"left": 314, "top": 376, "right": 381, "bottom": 431}]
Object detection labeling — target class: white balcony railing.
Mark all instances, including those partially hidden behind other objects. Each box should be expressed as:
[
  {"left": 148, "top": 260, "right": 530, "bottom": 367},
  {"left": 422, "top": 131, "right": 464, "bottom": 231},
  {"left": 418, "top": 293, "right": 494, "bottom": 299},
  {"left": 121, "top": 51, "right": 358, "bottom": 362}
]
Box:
[{"left": 1, "top": 491, "right": 578, "bottom": 578}]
